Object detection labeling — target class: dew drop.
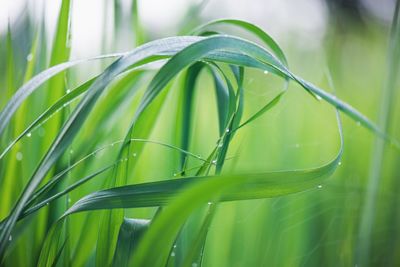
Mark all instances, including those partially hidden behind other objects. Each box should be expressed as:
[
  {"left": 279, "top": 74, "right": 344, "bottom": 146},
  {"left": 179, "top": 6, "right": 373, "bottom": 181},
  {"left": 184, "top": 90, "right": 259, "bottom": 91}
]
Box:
[
  {"left": 263, "top": 70, "right": 269, "bottom": 74},
  {"left": 16, "top": 152, "right": 23, "bottom": 161},
  {"left": 171, "top": 252, "right": 175, "bottom": 257},
  {"left": 8, "top": 235, "right": 12, "bottom": 241},
  {"left": 46, "top": 202, "right": 49, "bottom": 206},
  {"left": 212, "top": 160, "right": 217, "bottom": 165},
  {"left": 68, "top": 197, "right": 71, "bottom": 203},
  {"left": 66, "top": 89, "right": 71, "bottom": 94},
  {"left": 208, "top": 201, "right": 212, "bottom": 205},
  {"left": 173, "top": 245, "right": 177, "bottom": 249},
  {"left": 173, "top": 173, "right": 177, "bottom": 177},
  {"left": 192, "top": 263, "right": 198, "bottom": 267},
  {"left": 26, "top": 53, "right": 33, "bottom": 61},
  {"left": 226, "top": 128, "right": 230, "bottom": 133},
  {"left": 133, "top": 153, "right": 137, "bottom": 157},
  {"left": 315, "top": 94, "right": 322, "bottom": 101},
  {"left": 317, "top": 185, "right": 322, "bottom": 189},
  {"left": 338, "top": 161, "right": 342, "bottom": 166},
  {"left": 27, "top": 132, "right": 32, "bottom": 137},
  {"left": 218, "top": 143, "right": 223, "bottom": 148},
  {"left": 70, "top": 149, "right": 74, "bottom": 154}
]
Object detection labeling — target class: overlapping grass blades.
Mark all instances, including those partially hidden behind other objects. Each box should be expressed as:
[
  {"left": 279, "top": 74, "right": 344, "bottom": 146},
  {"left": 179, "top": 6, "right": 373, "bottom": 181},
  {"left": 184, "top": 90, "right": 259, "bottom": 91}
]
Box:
[{"left": 0, "top": 16, "right": 397, "bottom": 266}]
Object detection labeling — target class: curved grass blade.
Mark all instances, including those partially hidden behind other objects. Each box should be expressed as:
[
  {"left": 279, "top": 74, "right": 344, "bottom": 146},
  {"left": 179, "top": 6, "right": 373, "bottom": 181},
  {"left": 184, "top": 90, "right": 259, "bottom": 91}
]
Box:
[
  {"left": 1, "top": 33, "right": 395, "bottom": 261},
  {"left": 180, "top": 203, "right": 217, "bottom": 267},
  {"left": 0, "top": 36, "right": 210, "bottom": 258},
  {"left": 191, "top": 18, "right": 288, "bottom": 66},
  {"left": 233, "top": 90, "right": 285, "bottom": 132},
  {"left": 0, "top": 52, "right": 124, "bottom": 137},
  {"left": 59, "top": 106, "right": 342, "bottom": 266},
  {"left": 0, "top": 77, "right": 95, "bottom": 160},
  {"left": 63, "top": 106, "right": 342, "bottom": 215},
  {"left": 112, "top": 218, "right": 149, "bottom": 267},
  {"left": 0, "top": 138, "right": 206, "bottom": 224}
]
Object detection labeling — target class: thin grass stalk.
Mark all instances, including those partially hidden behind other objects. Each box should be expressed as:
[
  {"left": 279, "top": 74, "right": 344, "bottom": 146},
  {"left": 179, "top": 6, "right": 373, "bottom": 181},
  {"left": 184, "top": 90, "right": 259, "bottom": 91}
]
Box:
[{"left": 356, "top": 0, "right": 400, "bottom": 265}]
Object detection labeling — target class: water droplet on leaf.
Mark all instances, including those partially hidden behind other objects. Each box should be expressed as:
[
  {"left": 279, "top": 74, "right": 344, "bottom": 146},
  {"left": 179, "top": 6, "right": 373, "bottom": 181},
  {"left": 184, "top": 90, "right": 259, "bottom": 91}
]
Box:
[{"left": 16, "top": 152, "right": 23, "bottom": 161}]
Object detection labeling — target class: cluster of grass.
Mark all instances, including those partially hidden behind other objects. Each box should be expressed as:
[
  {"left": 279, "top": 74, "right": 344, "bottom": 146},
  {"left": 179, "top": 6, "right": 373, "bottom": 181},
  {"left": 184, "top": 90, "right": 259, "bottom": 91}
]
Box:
[{"left": 0, "top": 0, "right": 399, "bottom": 266}]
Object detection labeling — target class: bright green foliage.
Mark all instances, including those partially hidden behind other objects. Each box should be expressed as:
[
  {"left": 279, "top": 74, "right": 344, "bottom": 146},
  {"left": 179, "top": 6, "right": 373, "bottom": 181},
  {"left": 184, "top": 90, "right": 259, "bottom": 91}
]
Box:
[{"left": 0, "top": 1, "right": 399, "bottom": 267}]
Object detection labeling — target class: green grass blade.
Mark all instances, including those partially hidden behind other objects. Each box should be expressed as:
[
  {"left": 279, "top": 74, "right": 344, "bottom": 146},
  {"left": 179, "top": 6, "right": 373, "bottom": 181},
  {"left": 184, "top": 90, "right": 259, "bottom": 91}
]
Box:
[
  {"left": 233, "top": 90, "right": 285, "bottom": 131},
  {"left": 63, "top": 105, "right": 342, "bottom": 214},
  {"left": 0, "top": 77, "right": 95, "bottom": 160},
  {"left": 180, "top": 203, "right": 217, "bottom": 267},
  {"left": 191, "top": 18, "right": 288, "bottom": 66},
  {"left": 0, "top": 36, "right": 209, "bottom": 259},
  {"left": 112, "top": 218, "right": 149, "bottom": 267},
  {"left": 0, "top": 52, "right": 124, "bottom": 137},
  {"left": 357, "top": 1, "right": 400, "bottom": 264}
]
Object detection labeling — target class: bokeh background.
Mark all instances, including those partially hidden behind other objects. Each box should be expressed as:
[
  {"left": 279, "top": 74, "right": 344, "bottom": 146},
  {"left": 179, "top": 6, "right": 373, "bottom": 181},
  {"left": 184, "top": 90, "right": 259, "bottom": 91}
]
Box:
[{"left": 1, "top": 0, "right": 399, "bottom": 266}]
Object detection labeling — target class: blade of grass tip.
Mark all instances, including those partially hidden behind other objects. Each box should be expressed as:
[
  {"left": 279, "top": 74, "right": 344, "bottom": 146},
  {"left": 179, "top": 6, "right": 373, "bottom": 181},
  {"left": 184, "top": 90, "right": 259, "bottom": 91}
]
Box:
[
  {"left": 357, "top": 1, "right": 400, "bottom": 265},
  {"left": 112, "top": 218, "right": 150, "bottom": 267}
]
